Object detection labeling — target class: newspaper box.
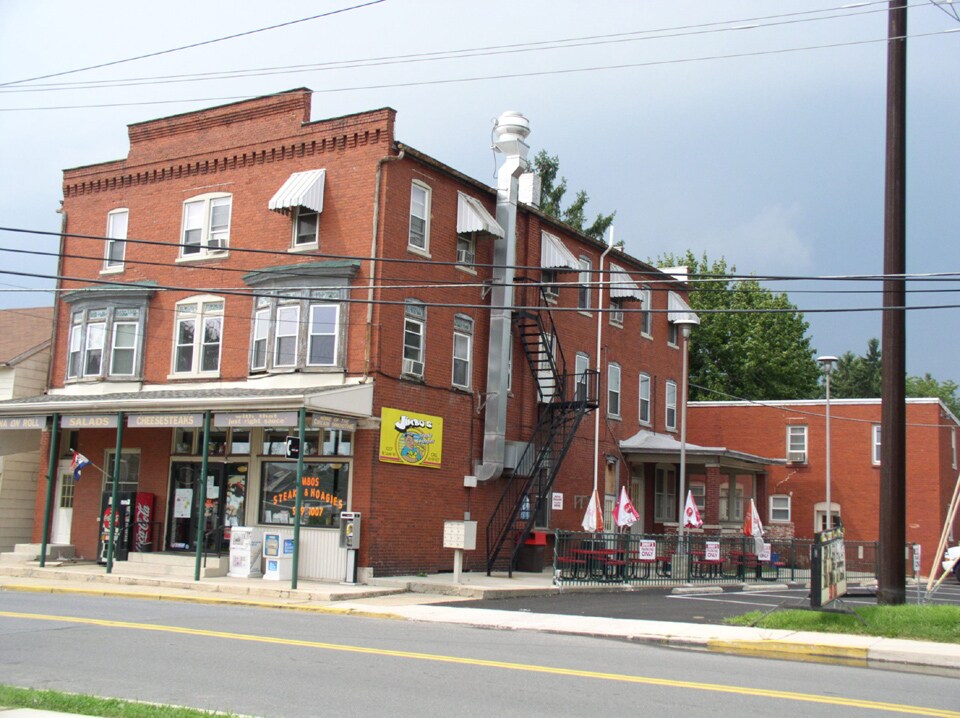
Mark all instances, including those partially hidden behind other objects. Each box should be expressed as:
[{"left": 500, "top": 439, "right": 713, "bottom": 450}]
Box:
[
  {"left": 262, "top": 532, "right": 294, "bottom": 581},
  {"left": 228, "top": 527, "right": 262, "bottom": 578}
]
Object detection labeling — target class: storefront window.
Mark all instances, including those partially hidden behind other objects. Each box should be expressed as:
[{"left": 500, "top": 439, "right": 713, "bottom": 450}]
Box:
[
  {"left": 259, "top": 461, "right": 347, "bottom": 527},
  {"left": 230, "top": 430, "right": 250, "bottom": 455}
]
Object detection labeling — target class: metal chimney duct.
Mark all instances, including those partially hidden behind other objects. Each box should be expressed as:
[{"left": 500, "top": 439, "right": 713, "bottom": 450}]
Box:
[{"left": 476, "top": 111, "right": 530, "bottom": 483}]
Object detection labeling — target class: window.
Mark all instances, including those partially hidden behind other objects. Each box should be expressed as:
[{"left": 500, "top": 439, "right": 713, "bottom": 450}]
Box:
[
  {"left": 64, "top": 293, "right": 149, "bottom": 382},
  {"left": 871, "top": 424, "right": 882, "bottom": 465},
  {"left": 575, "top": 352, "right": 590, "bottom": 402},
  {"left": 251, "top": 308, "right": 270, "bottom": 371},
  {"left": 667, "top": 321, "right": 678, "bottom": 346},
  {"left": 690, "top": 482, "right": 706, "bottom": 511},
  {"left": 542, "top": 269, "right": 558, "bottom": 302},
  {"left": 665, "top": 380, "right": 677, "bottom": 431},
  {"left": 607, "top": 363, "right": 621, "bottom": 418},
  {"left": 403, "top": 301, "right": 426, "bottom": 378},
  {"left": 408, "top": 182, "right": 430, "bottom": 252},
  {"left": 770, "top": 494, "right": 791, "bottom": 522},
  {"left": 787, "top": 425, "right": 808, "bottom": 463},
  {"left": 953, "top": 429, "right": 957, "bottom": 470},
  {"left": 104, "top": 209, "right": 128, "bottom": 271},
  {"left": 814, "top": 503, "right": 841, "bottom": 532},
  {"left": 452, "top": 315, "right": 473, "bottom": 389},
  {"left": 293, "top": 208, "right": 319, "bottom": 248},
  {"left": 274, "top": 305, "right": 300, "bottom": 367},
  {"left": 260, "top": 460, "right": 348, "bottom": 527},
  {"left": 456, "top": 234, "right": 475, "bottom": 267},
  {"left": 308, "top": 304, "right": 339, "bottom": 366},
  {"left": 654, "top": 464, "right": 676, "bottom": 522},
  {"left": 180, "top": 193, "right": 231, "bottom": 258},
  {"left": 610, "top": 297, "right": 624, "bottom": 326},
  {"left": 578, "top": 257, "right": 591, "bottom": 310},
  {"left": 720, "top": 481, "right": 744, "bottom": 522},
  {"left": 640, "top": 286, "right": 653, "bottom": 337},
  {"left": 172, "top": 297, "right": 223, "bottom": 376},
  {"left": 639, "top": 373, "right": 651, "bottom": 425},
  {"left": 103, "top": 450, "right": 140, "bottom": 498}
]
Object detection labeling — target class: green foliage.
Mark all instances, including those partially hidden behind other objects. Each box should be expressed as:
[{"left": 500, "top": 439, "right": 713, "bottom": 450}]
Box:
[
  {"left": 532, "top": 150, "right": 614, "bottom": 241},
  {"left": 907, "top": 373, "right": 960, "bottom": 417},
  {"left": 656, "top": 251, "right": 820, "bottom": 401},
  {"left": 0, "top": 685, "right": 240, "bottom": 717}
]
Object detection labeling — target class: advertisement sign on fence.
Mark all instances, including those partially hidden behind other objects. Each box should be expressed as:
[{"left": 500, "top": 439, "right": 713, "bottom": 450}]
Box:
[{"left": 811, "top": 524, "right": 847, "bottom": 608}]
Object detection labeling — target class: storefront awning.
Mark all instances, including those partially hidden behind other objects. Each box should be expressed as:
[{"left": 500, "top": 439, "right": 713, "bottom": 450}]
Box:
[
  {"left": 457, "top": 193, "right": 503, "bottom": 238},
  {"left": 540, "top": 231, "right": 580, "bottom": 270},
  {"left": 668, "top": 290, "right": 699, "bottom": 326},
  {"left": 608, "top": 263, "right": 643, "bottom": 300},
  {"left": 268, "top": 169, "right": 326, "bottom": 213}
]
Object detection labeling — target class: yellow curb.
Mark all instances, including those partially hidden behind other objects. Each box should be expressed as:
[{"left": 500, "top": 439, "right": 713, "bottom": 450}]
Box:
[
  {"left": 708, "top": 639, "right": 869, "bottom": 666},
  {"left": 0, "top": 583, "right": 406, "bottom": 621}
]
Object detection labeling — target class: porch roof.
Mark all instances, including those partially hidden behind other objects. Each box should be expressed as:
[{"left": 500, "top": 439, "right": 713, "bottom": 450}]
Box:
[{"left": 619, "top": 429, "right": 784, "bottom": 472}]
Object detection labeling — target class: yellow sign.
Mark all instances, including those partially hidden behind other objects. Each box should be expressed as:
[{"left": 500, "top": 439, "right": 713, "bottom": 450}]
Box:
[{"left": 378, "top": 408, "right": 443, "bottom": 469}]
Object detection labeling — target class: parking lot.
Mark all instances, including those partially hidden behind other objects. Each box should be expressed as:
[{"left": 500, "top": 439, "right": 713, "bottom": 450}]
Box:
[{"left": 441, "top": 579, "right": 960, "bottom": 625}]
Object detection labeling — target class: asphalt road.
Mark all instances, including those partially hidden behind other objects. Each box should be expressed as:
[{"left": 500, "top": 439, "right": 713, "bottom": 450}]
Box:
[
  {"left": 2, "top": 591, "right": 959, "bottom": 718},
  {"left": 439, "top": 580, "right": 960, "bottom": 625}
]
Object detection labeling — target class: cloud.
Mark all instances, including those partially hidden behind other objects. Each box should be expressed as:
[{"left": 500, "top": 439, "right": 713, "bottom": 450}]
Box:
[{"left": 711, "top": 204, "right": 812, "bottom": 274}]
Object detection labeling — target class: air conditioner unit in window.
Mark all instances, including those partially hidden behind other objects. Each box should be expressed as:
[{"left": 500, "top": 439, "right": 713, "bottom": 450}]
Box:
[
  {"left": 788, "top": 451, "right": 806, "bottom": 464},
  {"left": 208, "top": 234, "right": 228, "bottom": 251},
  {"left": 402, "top": 358, "right": 423, "bottom": 377},
  {"left": 456, "top": 248, "right": 475, "bottom": 265}
]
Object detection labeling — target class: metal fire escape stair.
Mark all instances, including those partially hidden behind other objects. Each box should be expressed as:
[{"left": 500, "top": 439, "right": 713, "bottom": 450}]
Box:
[{"left": 485, "top": 284, "right": 597, "bottom": 576}]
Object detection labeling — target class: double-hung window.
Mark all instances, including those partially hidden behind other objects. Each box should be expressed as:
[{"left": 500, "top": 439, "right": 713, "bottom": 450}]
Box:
[
  {"left": 104, "top": 209, "right": 128, "bottom": 272},
  {"left": 110, "top": 320, "right": 139, "bottom": 376},
  {"left": 542, "top": 269, "right": 559, "bottom": 302},
  {"left": 308, "top": 304, "right": 339, "bottom": 366},
  {"left": 294, "top": 208, "right": 319, "bottom": 248},
  {"left": 640, "top": 286, "right": 653, "bottom": 337},
  {"left": 607, "top": 363, "right": 621, "bottom": 418},
  {"left": 452, "top": 315, "right": 473, "bottom": 389},
  {"left": 654, "top": 464, "right": 677, "bottom": 522},
  {"left": 578, "top": 257, "right": 591, "bottom": 310},
  {"left": 871, "top": 424, "right": 881, "bottom": 465},
  {"left": 172, "top": 297, "right": 223, "bottom": 376},
  {"left": 456, "top": 235, "right": 475, "bottom": 267},
  {"left": 665, "top": 379, "right": 677, "bottom": 431},
  {"left": 787, "top": 425, "right": 808, "bottom": 463},
  {"left": 575, "top": 352, "right": 590, "bottom": 402},
  {"left": 610, "top": 297, "right": 624, "bottom": 326},
  {"left": 274, "top": 304, "right": 300, "bottom": 367},
  {"left": 770, "top": 495, "right": 791, "bottom": 522},
  {"left": 639, "top": 373, "right": 651, "bottom": 424},
  {"left": 403, "top": 301, "right": 426, "bottom": 378},
  {"left": 408, "top": 182, "right": 431, "bottom": 252},
  {"left": 181, "top": 193, "right": 231, "bottom": 258}
]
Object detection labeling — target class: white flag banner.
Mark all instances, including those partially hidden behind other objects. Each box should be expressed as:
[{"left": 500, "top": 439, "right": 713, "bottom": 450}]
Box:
[
  {"left": 744, "top": 498, "right": 764, "bottom": 554},
  {"left": 612, "top": 486, "right": 640, "bottom": 528},
  {"left": 682, "top": 490, "right": 703, "bottom": 529},
  {"left": 581, "top": 490, "right": 604, "bottom": 533}
]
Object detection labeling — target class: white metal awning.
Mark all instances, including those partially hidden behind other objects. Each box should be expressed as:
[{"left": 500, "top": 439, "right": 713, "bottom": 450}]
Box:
[
  {"left": 540, "top": 231, "right": 580, "bottom": 270},
  {"left": 268, "top": 169, "right": 326, "bottom": 213},
  {"left": 608, "top": 263, "right": 643, "bottom": 300},
  {"left": 668, "top": 290, "right": 700, "bottom": 325},
  {"left": 457, "top": 193, "right": 503, "bottom": 238}
]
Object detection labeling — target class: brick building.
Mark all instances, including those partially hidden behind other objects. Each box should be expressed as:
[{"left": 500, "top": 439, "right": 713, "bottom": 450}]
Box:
[
  {"left": 0, "top": 89, "right": 770, "bottom": 579},
  {"left": 688, "top": 398, "right": 960, "bottom": 572}
]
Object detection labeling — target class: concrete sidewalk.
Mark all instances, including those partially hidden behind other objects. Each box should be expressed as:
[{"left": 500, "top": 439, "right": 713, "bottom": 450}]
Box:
[{"left": 1, "top": 561, "right": 958, "bottom": 676}]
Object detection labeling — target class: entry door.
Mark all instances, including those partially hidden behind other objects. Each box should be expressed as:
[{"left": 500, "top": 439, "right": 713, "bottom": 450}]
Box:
[
  {"left": 167, "top": 462, "right": 247, "bottom": 551},
  {"left": 630, "top": 477, "right": 645, "bottom": 534},
  {"left": 51, "top": 460, "right": 75, "bottom": 544}
]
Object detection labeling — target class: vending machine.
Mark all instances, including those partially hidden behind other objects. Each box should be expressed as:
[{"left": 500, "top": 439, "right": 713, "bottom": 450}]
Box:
[{"left": 98, "top": 492, "right": 154, "bottom": 563}]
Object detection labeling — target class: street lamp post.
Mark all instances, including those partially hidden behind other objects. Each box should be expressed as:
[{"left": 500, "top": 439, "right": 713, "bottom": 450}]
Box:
[
  {"left": 676, "top": 320, "right": 699, "bottom": 538},
  {"left": 818, "top": 355, "right": 838, "bottom": 530}
]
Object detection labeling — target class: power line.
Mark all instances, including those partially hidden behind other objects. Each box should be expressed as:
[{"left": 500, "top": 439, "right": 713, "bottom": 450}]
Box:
[{"left": 0, "top": 1, "right": 388, "bottom": 89}]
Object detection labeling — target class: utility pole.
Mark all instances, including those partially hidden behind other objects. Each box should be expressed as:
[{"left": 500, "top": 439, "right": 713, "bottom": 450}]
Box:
[{"left": 879, "top": 0, "right": 907, "bottom": 605}]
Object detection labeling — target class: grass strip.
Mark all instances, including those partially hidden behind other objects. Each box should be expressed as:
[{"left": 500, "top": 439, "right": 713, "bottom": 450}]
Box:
[{"left": 0, "top": 685, "right": 242, "bottom": 717}]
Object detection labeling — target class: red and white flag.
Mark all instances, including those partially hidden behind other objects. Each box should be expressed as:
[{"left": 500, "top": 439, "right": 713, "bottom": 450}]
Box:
[
  {"left": 743, "top": 498, "right": 764, "bottom": 553},
  {"left": 581, "top": 489, "right": 604, "bottom": 533},
  {"left": 613, "top": 486, "right": 640, "bottom": 529},
  {"left": 682, "top": 489, "right": 703, "bottom": 529}
]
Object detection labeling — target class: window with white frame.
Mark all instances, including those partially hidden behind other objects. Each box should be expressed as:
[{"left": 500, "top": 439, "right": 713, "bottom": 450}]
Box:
[
  {"left": 452, "top": 314, "right": 473, "bottom": 389},
  {"left": 456, "top": 234, "right": 475, "bottom": 267},
  {"left": 575, "top": 352, "right": 590, "bottom": 402},
  {"left": 408, "top": 182, "right": 431, "bottom": 252},
  {"left": 770, "top": 494, "right": 791, "bottom": 522},
  {"left": 639, "top": 373, "right": 651, "bottom": 425},
  {"left": 274, "top": 304, "right": 300, "bottom": 367},
  {"left": 654, "top": 464, "right": 677, "bottom": 522},
  {"left": 719, "top": 480, "right": 744, "bottom": 522},
  {"left": 64, "top": 288, "right": 150, "bottom": 382},
  {"left": 690, "top": 481, "right": 706, "bottom": 511},
  {"left": 103, "top": 449, "right": 140, "bottom": 498},
  {"left": 542, "top": 269, "right": 559, "bottom": 302},
  {"left": 172, "top": 297, "right": 223, "bottom": 376},
  {"left": 181, "top": 193, "right": 231, "bottom": 258},
  {"left": 307, "top": 304, "right": 339, "bottom": 366},
  {"left": 665, "top": 380, "right": 677, "bottom": 431},
  {"left": 104, "top": 209, "right": 128, "bottom": 271},
  {"left": 610, "top": 297, "right": 624, "bottom": 326},
  {"left": 607, "top": 363, "right": 621, "bottom": 418},
  {"left": 787, "top": 425, "right": 808, "bottom": 463},
  {"left": 640, "top": 286, "right": 653, "bottom": 336},
  {"left": 667, "top": 321, "right": 678, "bottom": 346},
  {"left": 953, "top": 429, "right": 957, "bottom": 470},
  {"left": 403, "top": 301, "right": 426, "bottom": 378},
  {"left": 293, "top": 207, "right": 319, "bottom": 248},
  {"left": 578, "top": 257, "right": 591, "bottom": 310},
  {"left": 871, "top": 424, "right": 881, "bottom": 465}
]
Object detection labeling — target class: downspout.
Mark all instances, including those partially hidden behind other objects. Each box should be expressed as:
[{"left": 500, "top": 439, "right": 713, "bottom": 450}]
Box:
[
  {"left": 49, "top": 203, "right": 67, "bottom": 391},
  {"left": 365, "top": 148, "right": 405, "bottom": 378},
  {"left": 476, "top": 112, "right": 530, "bottom": 483}
]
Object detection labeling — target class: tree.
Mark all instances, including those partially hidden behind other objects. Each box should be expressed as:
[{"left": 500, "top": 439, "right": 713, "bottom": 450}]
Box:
[
  {"left": 906, "top": 374, "right": 960, "bottom": 417},
  {"left": 656, "top": 251, "right": 821, "bottom": 401},
  {"left": 830, "top": 338, "right": 882, "bottom": 398},
  {"left": 532, "top": 150, "right": 614, "bottom": 241}
]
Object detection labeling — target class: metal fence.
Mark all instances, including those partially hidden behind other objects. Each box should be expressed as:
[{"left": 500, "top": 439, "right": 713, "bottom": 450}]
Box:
[{"left": 553, "top": 531, "right": 880, "bottom": 587}]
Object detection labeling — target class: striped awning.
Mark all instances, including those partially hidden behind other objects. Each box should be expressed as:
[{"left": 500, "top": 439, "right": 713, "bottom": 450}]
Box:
[
  {"left": 668, "top": 290, "right": 700, "bottom": 326},
  {"left": 608, "top": 263, "right": 643, "bottom": 300},
  {"left": 540, "top": 231, "right": 580, "bottom": 270},
  {"left": 268, "top": 169, "right": 326, "bottom": 213},
  {"left": 457, "top": 193, "right": 503, "bottom": 238}
]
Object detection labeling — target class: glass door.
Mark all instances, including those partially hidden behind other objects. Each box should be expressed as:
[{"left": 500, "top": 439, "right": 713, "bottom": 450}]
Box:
[{"left": 168, "top": 462, "right": 247, "bottom": 551}]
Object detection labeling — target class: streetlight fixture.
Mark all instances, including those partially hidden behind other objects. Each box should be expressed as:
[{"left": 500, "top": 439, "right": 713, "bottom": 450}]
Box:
[
  {"left": 675, "top": 318, "right": 700, "bottom": 539},
  {"left": 818, "top": 355, "right": 838, "bottom": 530}
]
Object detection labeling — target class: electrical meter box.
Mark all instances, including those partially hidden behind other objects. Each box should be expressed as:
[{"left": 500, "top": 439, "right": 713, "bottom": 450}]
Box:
[{"left": 339, "top": 512, "right": 361, "bottom": 550}]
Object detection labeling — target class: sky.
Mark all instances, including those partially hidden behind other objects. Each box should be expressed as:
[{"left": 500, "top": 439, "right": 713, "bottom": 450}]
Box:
[{"left": 1, "top": 1, "right": 958, "bottom": 385}]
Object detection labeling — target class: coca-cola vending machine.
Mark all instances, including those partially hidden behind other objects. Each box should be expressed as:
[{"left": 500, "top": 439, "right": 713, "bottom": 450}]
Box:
[{"left": 98, "top": 492, "right": 154, "bottom": 563}]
